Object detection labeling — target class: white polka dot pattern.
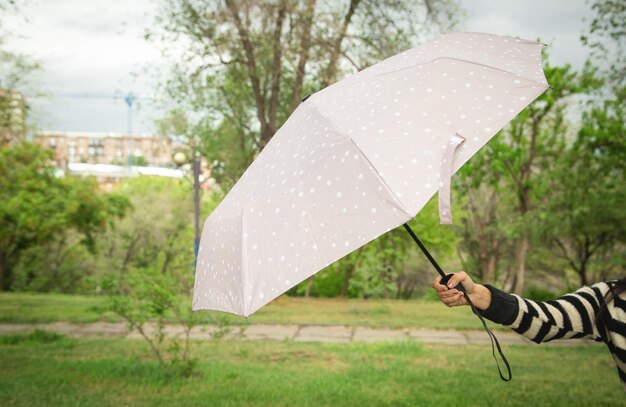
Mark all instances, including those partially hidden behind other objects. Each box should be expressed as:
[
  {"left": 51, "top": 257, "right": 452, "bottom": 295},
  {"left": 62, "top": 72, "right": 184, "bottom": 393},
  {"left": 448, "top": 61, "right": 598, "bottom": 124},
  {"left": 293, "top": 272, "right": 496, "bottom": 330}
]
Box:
[{"left": 192, "top": 32, "right": 549, "bottom": 317}]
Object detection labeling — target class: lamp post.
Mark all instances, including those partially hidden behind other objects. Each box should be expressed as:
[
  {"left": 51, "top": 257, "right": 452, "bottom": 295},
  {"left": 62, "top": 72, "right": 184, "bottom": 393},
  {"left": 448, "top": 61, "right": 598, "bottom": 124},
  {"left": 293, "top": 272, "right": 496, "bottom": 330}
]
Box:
[
  {"left": 192, "top": 149, "right": 200, "bottom": 265},
  {"left": 173, "top": 147, "right": 201, "bottom": 267},
  {"left": 125, "top": 92, "right": 136, "bottom": 169}
]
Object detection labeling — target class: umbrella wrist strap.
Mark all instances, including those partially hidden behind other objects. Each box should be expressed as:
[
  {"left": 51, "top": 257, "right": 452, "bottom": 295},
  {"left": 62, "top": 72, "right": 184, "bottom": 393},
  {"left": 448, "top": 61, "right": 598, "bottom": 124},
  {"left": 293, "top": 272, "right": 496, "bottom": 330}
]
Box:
[
  {"left": 402, "top": 223, "right": 512, "bottom": 381},
  {"left": 454, "top": 277, "right": 512, "bottom": 382}
]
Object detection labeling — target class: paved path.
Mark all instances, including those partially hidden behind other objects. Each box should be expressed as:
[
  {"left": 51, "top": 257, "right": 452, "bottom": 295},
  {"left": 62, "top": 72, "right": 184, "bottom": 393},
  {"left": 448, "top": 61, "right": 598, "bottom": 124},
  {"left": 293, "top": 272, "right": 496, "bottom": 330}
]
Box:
[{"left": 0, "top": 322, "right": 600, "bottom": 347}]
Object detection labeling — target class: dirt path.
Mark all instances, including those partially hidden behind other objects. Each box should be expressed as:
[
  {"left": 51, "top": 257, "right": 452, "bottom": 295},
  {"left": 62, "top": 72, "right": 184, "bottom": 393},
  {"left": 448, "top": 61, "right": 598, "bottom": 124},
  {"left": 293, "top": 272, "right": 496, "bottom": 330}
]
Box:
[{"left": 0, "top": 322, "right": 601, "bottom": 347}]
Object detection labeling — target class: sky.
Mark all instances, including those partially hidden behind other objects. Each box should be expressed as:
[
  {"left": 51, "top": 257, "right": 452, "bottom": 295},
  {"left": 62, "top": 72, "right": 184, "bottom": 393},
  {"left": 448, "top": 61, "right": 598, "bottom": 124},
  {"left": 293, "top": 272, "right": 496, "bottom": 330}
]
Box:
[{"left": 4, "top": 0, "right": 592, "bottom": 135}]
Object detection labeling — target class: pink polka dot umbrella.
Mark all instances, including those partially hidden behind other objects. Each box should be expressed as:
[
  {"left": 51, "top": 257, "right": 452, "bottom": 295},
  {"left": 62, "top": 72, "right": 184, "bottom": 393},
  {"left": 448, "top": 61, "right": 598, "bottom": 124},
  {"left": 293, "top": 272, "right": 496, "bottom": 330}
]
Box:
[{"left": 192, "top": 32, "right": 548, "bottom": 322}]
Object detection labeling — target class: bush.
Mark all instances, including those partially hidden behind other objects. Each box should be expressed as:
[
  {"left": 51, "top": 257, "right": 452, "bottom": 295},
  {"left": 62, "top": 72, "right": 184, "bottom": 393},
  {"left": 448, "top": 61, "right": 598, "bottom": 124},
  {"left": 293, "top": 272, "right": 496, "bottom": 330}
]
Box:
[
  {"left": 105, "top": 267, "right": 202, "bottom": 378},
  {"left": 525, "top": 286, "right": 558, "bottom": 302}
]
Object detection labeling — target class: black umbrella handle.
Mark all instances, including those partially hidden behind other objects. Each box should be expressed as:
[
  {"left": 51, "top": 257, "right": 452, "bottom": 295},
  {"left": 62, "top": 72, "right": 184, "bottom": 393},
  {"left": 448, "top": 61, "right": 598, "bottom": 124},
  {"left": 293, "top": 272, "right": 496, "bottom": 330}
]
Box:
[
  {"left": 402, "top": 223, "right": 512, "bottom": 382},
  {"left": 402, "top": 223, "right": 446, "bottom": 279},
  {"left": 439, "top": 273, "right": 456, "bottom": 288}
]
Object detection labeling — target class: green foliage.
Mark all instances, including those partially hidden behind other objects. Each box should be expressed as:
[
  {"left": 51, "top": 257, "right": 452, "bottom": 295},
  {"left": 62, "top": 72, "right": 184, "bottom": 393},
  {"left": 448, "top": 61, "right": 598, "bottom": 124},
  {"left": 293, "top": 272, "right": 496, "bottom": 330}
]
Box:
[
  {"left": 0, "top": 33, "right": 40, "bottom": 91},
  {"left": 99, "top": 176, "right": 232, "bottom": 377},
  {"left": 0, "top": 142, "right": 128, "bottom": 291},
  {"left": 106, "top": 266, "right": 202, "bottom": 378},
  {"left": 455, "top": 59, "right": 604, "bottom": 291},
  {"left": 525, "top": 286, "right": 559, "bottom": 302},
  {"left": 152, "top": 0, "right": 460, "bottom": 187},
  {"left": 95, "top": 176, "right": 195, "bottom": 287},
  {"left": 581, "top": 0, "right": 626, "bottom": 89},
  {"left": 420, "top": 288, "right": 441, "bottom": 302},
  {"left": 539, "top": 88, "right": 626, "bottom": 285},
  {"left": 4, "top": 169, "right": 226, "bottom": 297},
  {"left": 12, "top": 240, "right": 97, "bottom": 293}
]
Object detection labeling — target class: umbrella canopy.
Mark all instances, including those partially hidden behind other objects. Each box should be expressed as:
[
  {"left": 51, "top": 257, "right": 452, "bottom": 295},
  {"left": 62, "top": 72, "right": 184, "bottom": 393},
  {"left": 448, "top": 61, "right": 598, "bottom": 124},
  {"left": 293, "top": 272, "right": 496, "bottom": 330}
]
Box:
[{"left": 193, "top": 32, "right": 548, "bottom": 317}]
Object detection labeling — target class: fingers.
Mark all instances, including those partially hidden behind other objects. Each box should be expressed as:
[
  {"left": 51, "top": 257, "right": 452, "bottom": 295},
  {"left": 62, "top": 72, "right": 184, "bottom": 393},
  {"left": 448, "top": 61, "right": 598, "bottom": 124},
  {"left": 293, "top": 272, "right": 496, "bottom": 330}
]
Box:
[
  {"left": 445, "top": 271, "right": 473, "bottom": 292},
  {"left": 432, "top": 272, "right": 472, "bottom": 308},
  {"left": 431, "top": 276, "right": 447, "bottom": 292},
  {"left": 440, "top": 290, "right": 465, "bottom": 307},
  {"left": 432, "top": 277, "right": 464, "bottom": 307}
]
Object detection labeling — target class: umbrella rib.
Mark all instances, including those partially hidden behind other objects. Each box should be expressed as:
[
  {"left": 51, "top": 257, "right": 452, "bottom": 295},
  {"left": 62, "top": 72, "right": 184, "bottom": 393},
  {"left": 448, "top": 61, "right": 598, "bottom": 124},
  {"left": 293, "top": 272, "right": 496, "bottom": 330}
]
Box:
[
  {"left": 348, "top": 137, "right": 413, "bottom": 217},
  {"left": 302, "top": 199, "right": 331, "bottom": 271},
  {"left": 322, "top": 51, "right": 548, "bottom": 97},
  {"left": 306, "top": 101, "right": 413, "bottom": 218},
  {"left": 372, "top": 56, "right": 548, "bottom": 87},
  {"left": 240, "top": 207, "right": 249, "bottom": 316}
]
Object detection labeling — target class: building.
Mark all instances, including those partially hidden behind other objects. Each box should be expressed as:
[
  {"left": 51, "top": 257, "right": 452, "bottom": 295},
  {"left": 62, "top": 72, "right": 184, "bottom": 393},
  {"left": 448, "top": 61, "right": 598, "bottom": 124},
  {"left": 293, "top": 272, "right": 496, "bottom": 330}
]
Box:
[
  {"left": 0, "top": 89, "right": 26, "bottom": 146},
  {"left": 33, "top": 131, "right": 218, "bottom": 192},
  {"left": 34, "top": 131, "right": 174, "bottom": 169}
]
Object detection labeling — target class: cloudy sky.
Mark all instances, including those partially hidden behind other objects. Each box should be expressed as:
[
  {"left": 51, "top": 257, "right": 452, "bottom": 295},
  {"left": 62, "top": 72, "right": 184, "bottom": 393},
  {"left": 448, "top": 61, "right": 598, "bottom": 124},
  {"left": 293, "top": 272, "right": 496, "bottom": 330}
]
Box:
[{"left": 4, "top": 0, "right": 591, "bottom": 135}]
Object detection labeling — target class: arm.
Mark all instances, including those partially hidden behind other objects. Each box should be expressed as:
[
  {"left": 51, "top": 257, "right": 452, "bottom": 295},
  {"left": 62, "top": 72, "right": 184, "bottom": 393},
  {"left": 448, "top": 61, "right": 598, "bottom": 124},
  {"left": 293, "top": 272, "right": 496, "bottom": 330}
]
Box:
[{"left": 432, "top": 273, "right": 609, "bottom": 343}]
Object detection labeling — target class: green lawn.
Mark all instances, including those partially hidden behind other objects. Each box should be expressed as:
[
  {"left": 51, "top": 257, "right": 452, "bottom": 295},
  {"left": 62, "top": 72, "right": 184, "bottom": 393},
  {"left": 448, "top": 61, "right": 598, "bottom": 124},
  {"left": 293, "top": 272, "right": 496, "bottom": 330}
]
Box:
[
  {"left": 0, "top": 333, "right": 621, "bottom": 406},
  {"left": 0, "top": 292, "right": 118, "bottom": 324},
  {"left": 0, "top": 292, "right": 484, "bottom": 330}
]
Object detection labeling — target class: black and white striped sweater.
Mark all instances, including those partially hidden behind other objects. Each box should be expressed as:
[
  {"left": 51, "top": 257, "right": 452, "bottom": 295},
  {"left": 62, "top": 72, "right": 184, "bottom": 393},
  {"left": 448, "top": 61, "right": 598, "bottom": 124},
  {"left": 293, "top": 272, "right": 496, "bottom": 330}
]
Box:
[{"left": 479, "top": 281, "right": 626, "bottom": 390}]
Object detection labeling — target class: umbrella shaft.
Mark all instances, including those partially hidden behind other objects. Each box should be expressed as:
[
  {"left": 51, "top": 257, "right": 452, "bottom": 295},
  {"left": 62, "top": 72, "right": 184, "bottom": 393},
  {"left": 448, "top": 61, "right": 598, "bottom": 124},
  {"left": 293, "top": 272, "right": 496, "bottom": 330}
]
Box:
[{"left": 402, "top": 223, "right": 446, "bottom": 279}]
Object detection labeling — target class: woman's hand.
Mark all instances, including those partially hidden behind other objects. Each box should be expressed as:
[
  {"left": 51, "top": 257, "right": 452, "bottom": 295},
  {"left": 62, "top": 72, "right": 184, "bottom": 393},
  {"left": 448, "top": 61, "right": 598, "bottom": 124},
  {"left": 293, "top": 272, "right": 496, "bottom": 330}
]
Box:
[{"left": 431, "top": 271, "right": 492, "bottom": 310}]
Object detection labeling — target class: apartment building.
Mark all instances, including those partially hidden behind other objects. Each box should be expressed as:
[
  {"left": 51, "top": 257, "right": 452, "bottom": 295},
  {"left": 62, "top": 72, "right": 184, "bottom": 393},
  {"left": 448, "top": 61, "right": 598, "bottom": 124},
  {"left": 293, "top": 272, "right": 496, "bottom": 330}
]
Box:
[
  {"left": 34, "top": 131, "right": 174, "bottom": 168},
  {"left": 0, "top": 89, "right": 26, "bottom": 146}
]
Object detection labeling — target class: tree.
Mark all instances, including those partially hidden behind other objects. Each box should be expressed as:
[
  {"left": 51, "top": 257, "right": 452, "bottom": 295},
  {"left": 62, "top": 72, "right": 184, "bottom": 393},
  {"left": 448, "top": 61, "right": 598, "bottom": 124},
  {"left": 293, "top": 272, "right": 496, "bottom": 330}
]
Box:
[
  {"left": 0, "top": 142, "right": 128, "bottom": 290},
  {"left": 456, "top": 135, "right": 513, "bottom": 286},
  {"left": 106, "top": 266, "right": 204, "bottom": 378},
  {"left": 543, "top": 91, "right": 626, "bottom": 286},
  {"left": 456, "top": 61, "right": 600, "bottom": 294},
  {"left": 97, "top": 176, "right": 195, "bottom": 283},
  {"left": 581, "top": 0, "right": 625, "bottom": 89},
  {"left": 150, "top": 0, "right": 460, "bottom": 186},
  {"left": 0, "top": 0, "right": 40, "bottom": 146}
]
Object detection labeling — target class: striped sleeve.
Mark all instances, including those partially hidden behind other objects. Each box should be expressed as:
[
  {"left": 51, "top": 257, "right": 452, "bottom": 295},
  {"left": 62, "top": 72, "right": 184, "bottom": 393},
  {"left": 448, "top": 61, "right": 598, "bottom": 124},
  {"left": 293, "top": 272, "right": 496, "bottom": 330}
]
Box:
[{"left": 481, "top": 283, "right": 611, "bottom": 344}]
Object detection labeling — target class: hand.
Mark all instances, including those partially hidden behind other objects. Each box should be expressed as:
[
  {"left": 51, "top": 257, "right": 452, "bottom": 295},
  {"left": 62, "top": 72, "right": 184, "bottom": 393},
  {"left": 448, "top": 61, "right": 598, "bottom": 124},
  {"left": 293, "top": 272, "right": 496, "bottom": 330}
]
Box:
[{"left": 431, "top": 271, "right": 492, "bottom": 310}]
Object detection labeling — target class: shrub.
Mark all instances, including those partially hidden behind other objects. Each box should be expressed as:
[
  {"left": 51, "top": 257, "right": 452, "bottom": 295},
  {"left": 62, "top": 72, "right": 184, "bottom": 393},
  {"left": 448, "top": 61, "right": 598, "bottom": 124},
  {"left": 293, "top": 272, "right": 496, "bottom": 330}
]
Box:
[{"left": 525, "top": 286, "right": 558, "bottom": 302}]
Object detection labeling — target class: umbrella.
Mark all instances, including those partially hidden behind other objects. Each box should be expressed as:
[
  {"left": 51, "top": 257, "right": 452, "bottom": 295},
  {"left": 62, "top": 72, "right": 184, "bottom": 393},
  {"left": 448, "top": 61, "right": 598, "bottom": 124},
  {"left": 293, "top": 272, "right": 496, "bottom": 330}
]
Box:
[
  {"left": 193, "top": 31, "right": 548, "bottom": 318},
  {"left": 193, "top": 31, "right": 549, "bottom": 381}
]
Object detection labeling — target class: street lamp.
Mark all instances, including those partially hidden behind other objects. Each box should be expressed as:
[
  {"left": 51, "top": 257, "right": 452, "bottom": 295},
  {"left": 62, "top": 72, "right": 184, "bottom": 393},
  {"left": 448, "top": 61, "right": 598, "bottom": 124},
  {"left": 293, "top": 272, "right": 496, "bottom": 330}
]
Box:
[
  {"left": 125, "top": 92, "right": 137, "bottom": 169},
  {"left": 172, "top": 147, "right": 201, "bottom": 267}
]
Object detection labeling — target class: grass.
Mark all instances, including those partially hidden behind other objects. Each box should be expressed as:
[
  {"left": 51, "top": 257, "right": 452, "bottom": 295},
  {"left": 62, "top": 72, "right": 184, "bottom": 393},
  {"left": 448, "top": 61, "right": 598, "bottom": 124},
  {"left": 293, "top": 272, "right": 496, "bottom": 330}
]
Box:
[
  {"left": 0, "top": 292, "right": 483, "bottom": 330},
  {"left": 0, "top": 333, "right": 622, "bottom": 406},
  {"left": 0, "top": 292, "right": 118, "bottom": 324}
]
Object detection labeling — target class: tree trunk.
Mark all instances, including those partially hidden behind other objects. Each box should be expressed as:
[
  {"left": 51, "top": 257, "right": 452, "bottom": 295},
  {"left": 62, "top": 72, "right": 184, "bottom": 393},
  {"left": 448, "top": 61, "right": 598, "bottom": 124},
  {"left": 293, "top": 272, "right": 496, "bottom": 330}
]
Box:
[
  {"left": 340, "top": 264, "right": 355, "bottom": 298},
  {"left": 259, "top": 127, "right": 275, "bottom": 150},
  {"left": 266, "top": 0, "right": 288, "bottom": 137},
  {"left": 322, "top": 0, "right": 362, "bottom": 87},
  {"left": 501, "top": 268, "right": 514, "bottom": 292},
  {"left": 486, "top": 252, "right": 497, "bottom": 284},
  {"left": 0, "top": 252, "right": 7, "bottom": 291},
  {"left": 513, "top": 236, "right": 529, "bottom": 295},
  {"left": 305, "top": 276, "right": 314, "bottom": 298},
  {"left": 290, "top": 0, "right": 317, "bottom": 111},
  {"left": 226, "top": 0, "right": 268, "bottom": 143},
  {"left": 578, "top": 263, "right": 588, "bottom": 287},
  {"left": 161, "top": 251, "right": 173, "bottom": 274}
]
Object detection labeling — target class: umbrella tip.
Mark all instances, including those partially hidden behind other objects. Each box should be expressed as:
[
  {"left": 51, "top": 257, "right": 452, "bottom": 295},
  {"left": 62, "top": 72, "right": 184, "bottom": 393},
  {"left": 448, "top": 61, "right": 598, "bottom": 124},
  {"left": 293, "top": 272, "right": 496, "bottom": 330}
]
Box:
[{"left": 301, "top": 94, "right": 312, "bottom": 103}]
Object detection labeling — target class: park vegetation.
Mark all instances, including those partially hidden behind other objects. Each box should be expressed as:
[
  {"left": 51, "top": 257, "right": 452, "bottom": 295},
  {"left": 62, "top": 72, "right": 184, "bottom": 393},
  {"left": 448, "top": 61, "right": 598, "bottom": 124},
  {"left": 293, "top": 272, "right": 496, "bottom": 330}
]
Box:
[
  {"left": 0, "top": 0, "right": 624, "bottom": 388},
  {"left": 0, "top": 0, "right": 624, "bottom": 302}
]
